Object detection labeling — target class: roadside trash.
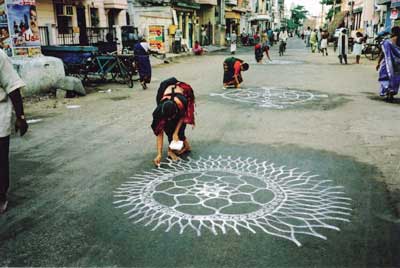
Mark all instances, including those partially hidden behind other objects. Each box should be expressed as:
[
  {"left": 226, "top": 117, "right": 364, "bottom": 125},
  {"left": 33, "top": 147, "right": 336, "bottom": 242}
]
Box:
[
  {"left": 27, "top": 119, "right": 43, "bottom": 124},
  {"left": 66, "top": 105, "right": 81, "bottom": 109},
  {"left": 169, "top": 140, "right": 184, "bottom": 151},
  {"left": 99, "top": 89, "right": 112, "bottom": 93}
]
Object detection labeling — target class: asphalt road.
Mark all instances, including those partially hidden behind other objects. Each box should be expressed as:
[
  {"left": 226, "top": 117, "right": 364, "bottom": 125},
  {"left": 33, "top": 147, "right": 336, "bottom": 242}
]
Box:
[{"left": 0, "top": 38, "right": 399, "bottom": 267}]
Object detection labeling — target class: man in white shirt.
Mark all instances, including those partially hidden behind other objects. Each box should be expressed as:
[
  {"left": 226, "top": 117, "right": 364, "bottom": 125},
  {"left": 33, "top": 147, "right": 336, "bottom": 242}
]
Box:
[{"left": 0, "top": 49, "right": 28, "bottom": 214}]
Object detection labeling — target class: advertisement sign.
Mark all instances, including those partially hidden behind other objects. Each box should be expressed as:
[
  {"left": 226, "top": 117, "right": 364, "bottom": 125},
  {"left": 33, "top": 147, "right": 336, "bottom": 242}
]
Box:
[
  {"left": 0, "top": 0, "right": 12, "bottom": 56},
  {"left": 148, "top": 25, "right": 165, "bottom": 52},
  {"left": 1, "top": 0, "right": 41, "bottom": 57}
]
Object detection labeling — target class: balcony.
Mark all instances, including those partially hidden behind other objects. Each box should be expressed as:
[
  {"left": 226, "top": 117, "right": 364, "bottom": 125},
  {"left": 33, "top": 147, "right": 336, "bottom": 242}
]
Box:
[
  {"left": 225, "top": 0, "right": 238, "bottom": 6},
  {"left": 194, "top": 0, "right": 217, "bottom": 5},
  {"left": 136, "top": 0, "right": 171, "bottom": 5},
  {"left": 103, "top": 0, "right": 128, "bottom": 9}
]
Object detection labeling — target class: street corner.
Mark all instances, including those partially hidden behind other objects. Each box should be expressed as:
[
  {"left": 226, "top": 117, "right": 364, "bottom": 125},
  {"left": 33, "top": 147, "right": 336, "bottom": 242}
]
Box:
[
  {"left": 111, "top": 141, "right": 398, "bottom": 267},
  {"left": 209, "top": 86, "right": 350, "bottom": 110}
]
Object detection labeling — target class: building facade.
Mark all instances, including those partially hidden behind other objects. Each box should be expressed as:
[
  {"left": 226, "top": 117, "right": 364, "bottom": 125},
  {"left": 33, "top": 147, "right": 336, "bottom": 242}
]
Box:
[{"left": 37, "top": 0, "right": 128, "bottom": 45}]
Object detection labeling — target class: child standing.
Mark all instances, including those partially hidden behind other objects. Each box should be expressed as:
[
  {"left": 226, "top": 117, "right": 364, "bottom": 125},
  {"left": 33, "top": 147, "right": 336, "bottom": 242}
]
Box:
[
  {"left": 353, "top": 32, "right": 364, "bottom": 64},
  {"left": 320, "top": 30, "right": 328, "bottom": 56}
]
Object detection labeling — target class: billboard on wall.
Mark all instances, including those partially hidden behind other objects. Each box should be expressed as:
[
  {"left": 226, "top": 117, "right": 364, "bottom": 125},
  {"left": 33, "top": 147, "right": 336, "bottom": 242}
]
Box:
[
  {"left": 0, "top": 0, "right": 41, "bottom": 57},
  {"left": 148, "top": 25, "right": 165, "bottom": 52}
]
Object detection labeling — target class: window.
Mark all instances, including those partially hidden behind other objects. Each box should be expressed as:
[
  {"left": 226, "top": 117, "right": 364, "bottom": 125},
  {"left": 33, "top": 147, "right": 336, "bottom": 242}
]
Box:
[
  {"left": 56, "top": 4, "right": 72, "bottom": 34},
  {"left": 90, "top": 8, "right": 99, "bottom": 26}
]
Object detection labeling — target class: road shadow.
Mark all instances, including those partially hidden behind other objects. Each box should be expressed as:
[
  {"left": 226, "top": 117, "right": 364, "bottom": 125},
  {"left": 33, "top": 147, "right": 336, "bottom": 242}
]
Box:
[{"left": 363, "top": 92, "right": 400, "bottom": 105}]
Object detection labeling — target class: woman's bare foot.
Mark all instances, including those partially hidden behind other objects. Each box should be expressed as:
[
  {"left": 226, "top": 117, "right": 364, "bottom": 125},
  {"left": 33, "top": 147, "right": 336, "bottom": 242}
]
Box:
[{"left": 168, "top": 149, "right": 179, "bottom": 161}]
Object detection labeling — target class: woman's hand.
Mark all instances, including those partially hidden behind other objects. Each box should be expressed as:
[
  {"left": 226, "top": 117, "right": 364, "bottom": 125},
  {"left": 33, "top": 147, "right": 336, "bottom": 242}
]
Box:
[
  {"left": 173, "top": 134, "right": 179, "bottom": 141},
  {"left": 153, "top": 154, "right": 162, "bottom": 167}
]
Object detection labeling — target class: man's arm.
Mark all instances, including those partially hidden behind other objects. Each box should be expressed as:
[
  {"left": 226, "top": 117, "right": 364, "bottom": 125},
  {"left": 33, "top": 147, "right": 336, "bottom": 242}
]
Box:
[{"left": 8, "top": 89, "right": 28, "bottom": 136}]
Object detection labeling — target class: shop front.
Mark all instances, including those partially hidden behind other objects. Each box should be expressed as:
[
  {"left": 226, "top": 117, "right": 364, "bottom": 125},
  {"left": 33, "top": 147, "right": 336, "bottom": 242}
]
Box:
[
  {"left": 173, "top": 0, "right": 200, "bottom": 49},
  {"left": 225, "top": 8, "right": 241, "bottom": 37}
]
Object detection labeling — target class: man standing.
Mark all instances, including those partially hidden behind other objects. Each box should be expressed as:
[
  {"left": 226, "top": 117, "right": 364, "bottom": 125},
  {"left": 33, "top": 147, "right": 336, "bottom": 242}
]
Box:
[
  {"left": 337, "top": 28, "right": 349, "bottom": 64},
  {"left": 0, "top": 49, "right": 28, "bottom": 214},
  {"left": 305, "top": 27, "right": 311, "bottom": 47},
  {"left": 201, "top": 26, "right": 208, "bottom": 46}
]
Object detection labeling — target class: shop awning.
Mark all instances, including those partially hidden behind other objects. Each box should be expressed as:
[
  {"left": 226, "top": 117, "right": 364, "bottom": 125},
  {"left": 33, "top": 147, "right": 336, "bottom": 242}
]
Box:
[
  {"left": 225, "top": 11, "right": 241, "bottom": 20},
  {"left": 248, "top": 14, "right": 270, "bottom": 21},
  {"left": 194, "top": 0, "right": 217, "bottom": 5},
  {"left": 232, "top": 7, "right": 247, "bottom": 13},
  {"left": 174, "top": 1, "right": 200, "bottom": 9},
  {"left": 392, "top": 0, "right": 400, "bottom": 7}
]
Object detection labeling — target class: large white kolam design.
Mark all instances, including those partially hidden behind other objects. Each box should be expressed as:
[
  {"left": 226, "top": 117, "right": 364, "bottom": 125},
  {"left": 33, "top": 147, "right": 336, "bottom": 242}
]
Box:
[
  {"left": 211, "top": 87, "right": 329, "bottom": 109},
  {"left": 114, "top": 156, "right": 352, "bottom": 246}
]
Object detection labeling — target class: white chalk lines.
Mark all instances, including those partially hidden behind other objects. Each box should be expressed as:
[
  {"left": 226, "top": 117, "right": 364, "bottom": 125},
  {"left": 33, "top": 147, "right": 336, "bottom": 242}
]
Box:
[
  {"left": 211, "top": 87, "right": 328, "bottom": 109},
  {"left": 114, "top": 156, "right": 351, "bottom": 246}
]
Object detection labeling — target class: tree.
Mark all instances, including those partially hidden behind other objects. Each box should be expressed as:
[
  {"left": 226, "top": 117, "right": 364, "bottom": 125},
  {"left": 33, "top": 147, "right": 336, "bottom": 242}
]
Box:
[
  {"left": 290, "top": 5, "right": 308, "bottom": 30},
  {"left": 320, "top": 0, "right": 342, "bottom": 21}
]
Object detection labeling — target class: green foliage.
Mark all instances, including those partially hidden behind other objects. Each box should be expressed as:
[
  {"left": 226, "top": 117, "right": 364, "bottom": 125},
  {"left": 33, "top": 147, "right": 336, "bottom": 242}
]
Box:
[
  {"left": 290, "top": 5, "right": 308, "bottom": 29},
  {"left": 325, "top": 6, "right": 341, "bottom": 21}
]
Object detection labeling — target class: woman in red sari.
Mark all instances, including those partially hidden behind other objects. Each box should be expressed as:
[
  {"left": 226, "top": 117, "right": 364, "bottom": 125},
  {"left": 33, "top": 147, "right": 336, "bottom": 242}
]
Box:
[{"left": 192, "top": 41, "right": 204, "bottom": 55}]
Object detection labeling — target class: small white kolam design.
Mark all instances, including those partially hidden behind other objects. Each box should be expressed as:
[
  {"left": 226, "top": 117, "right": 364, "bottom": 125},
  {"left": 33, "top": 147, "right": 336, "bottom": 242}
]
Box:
[
  {"left": 211, "top": 87, "right": 328, "bottom": 109},
  {"left": 114, "top": 156, "right": 351, "bottom": 246}
]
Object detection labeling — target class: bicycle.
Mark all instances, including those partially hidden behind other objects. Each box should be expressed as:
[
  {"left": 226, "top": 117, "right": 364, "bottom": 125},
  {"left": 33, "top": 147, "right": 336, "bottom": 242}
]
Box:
[
  {"left": 363, "top": 35, "right": 388, "bottom": 60},
  {"left": 80, "top": 52, "right": 134, "bottom": 88},
  {"left": 363, "top": 42, "right": 381, "bottom": 60}
]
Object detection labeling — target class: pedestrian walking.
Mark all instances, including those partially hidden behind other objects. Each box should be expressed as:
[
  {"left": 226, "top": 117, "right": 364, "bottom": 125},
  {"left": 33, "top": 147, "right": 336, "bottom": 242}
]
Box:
[
  {"left": 152, "top": 78, "right": 195, "bottom": 167},
  {"left": 267, "top": 28, "right": 273, "bottom": 47},
  {"left": 0, "top": 49, "right": 28, "bottom": 214},
  {"left": 320, "top": 30, "right": 329, "bottom": 56},
  {"left": 337, "top": 29, "right": 348, "bottom": 64},
  {"left": 201, "top": 27, "right": 208, "bottom": 46},
  {"left": 133, "top": 37, "right": 156, "bottom": 89},
  {"left": 230, "top": 31, "right": 237, "bottom": 55},
  {"left": 310, "top": 29, "right": 318, "bottom": 53},
  {"left": 223, "top": 57, "right": 249, "bottom": 89},
  {"left": 273, "top": 31, "right": 278, "bottom": 45},
  {"left": 305, "top": 27, "right": 311, "bottom": 47},
  {"left": 317, "top": 29, "right": 323, "bottom": 52},
  {"left": 377, "top": 26, "right": 400, "bottom": 101},
  {"left": 353, "top": 32, "right": 364, "bottom": 64}
]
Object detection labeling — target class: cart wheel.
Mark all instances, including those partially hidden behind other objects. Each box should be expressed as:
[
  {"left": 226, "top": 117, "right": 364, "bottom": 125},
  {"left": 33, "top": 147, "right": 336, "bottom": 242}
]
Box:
[{"left": 366, "top": 46, "right": 379, "bottom": 60}]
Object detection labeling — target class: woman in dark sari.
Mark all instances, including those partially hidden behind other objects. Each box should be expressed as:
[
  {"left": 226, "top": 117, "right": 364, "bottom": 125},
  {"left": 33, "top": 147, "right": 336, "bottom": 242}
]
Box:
[
  {"left": 377, "top": 26, "right": 400, "bottom": 101},
  {"left": 151, "top": 78, "right": 195, "bottom": 167},
  {"left": 134, "top": 38, "right": 152, "bottom": 89}
]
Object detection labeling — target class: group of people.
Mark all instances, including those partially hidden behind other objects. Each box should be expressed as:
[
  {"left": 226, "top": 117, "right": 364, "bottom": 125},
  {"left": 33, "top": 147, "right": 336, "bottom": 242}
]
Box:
[
  {"left": 2, "top": 23, "right": 400, "bottom": 214},
  {"left": 335, "top": 29, "right": 366, "bottom": 65},
  {"left": 303, "top": 27, "right": 329, "bottom": 56}
]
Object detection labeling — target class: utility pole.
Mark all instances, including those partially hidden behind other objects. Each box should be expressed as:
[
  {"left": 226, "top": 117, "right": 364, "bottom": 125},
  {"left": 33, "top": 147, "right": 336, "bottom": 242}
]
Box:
[{"left": 333, "top": 0, "right": 337, "bottom": 21}]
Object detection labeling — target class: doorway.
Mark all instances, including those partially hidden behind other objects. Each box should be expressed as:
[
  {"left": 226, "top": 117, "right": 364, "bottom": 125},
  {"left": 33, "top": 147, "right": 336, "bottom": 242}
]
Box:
[{"left": 77, "top": 6, "right": 88, "bottom": 45}]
